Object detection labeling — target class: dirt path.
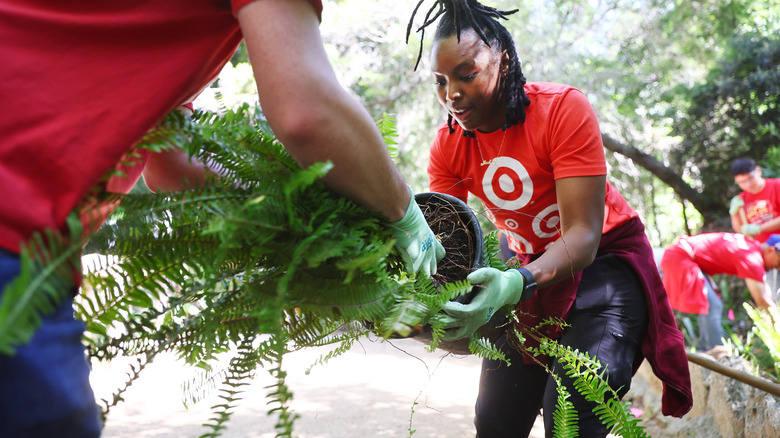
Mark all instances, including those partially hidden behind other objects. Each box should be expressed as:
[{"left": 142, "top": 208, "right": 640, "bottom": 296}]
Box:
[{"left": 92, "top": 336, "right": 545, "bottom": 437}]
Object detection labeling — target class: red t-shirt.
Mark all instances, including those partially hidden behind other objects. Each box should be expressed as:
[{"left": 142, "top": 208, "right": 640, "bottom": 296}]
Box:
[
  {"left": 0, "top": 0, "right": 323, "bottom": 254},
  {"left": 739, "top": 178, "right": 780, "bottom": 242},
  {"left": 660, "top": 233, "right": 765, "bottom": 314},
  {"left": 428, "top": 82, "right": 638, "bottom": 255},
  {"left": 427, "top": 83, "right": 693, "bottom": 416}
]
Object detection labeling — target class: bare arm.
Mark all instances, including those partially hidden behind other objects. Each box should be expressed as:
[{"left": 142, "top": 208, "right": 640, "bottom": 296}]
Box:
[
  {"left": 730, "top": 212, "right": 743, "bottom": 233},
  {"left": 236, "top": 0, "right": 409, "bottom": 221},
  {"left": 524, "top": 175, "right": 606, "bottom": 288},
  {"left": 140, "top": 106, "right": 212, "bottom": 193},
  {"left": 141, "top": 147, "right": 209, "bottom": 193},
  {"left": 751, "top": 216, "right": 780, "bottom": 235},
  {"left": 744, "top": 277, "right": 776, "bottom": 310}
]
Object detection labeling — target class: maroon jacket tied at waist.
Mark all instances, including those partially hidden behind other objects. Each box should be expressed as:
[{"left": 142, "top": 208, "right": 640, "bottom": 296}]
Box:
[{"left": 514, "top": 217, "right": 693, "bottom": 418}]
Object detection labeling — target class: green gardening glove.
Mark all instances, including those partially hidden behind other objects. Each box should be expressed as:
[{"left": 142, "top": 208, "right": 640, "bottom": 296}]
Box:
[
  {"left": 441, "top": 267, "right": 527, "bottom": 341},
  {"left": 729, "top": 195, "right": 744, "bottom": 215},
  {"left": 741, "top": 223, "right": 761, "bottom": 236},
  {"left": 387, "top": 186, "right": 445, "bottom": 276}
]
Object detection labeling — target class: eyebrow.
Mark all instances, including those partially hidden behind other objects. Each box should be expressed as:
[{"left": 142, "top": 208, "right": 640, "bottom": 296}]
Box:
[{"left": 433, "top": 59, "right": 476, "bottom": 76}]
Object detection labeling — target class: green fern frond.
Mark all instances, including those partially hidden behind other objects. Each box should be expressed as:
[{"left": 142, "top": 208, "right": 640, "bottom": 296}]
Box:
[
  {"left": 537, "top": 338, "right": 648, "bottom": 437},
  {"left": 376, "top": 113, "right": 399, "bottom": 160},
  {"left": 5, "top": 101, "right": 649, "bottom": 438},
  {"left": 550, "top": 374, "right": 578, "bottom": 438},
  {"left": 594, "top": 398, "right": 647, "bottom": 437},
  {"left": 199, "top": 335, "right": 262, "bottom": 438},
  {"left": 376, "top": 294, "right": 432, "bottom": 338},
  {"left": 0, "top": 214, "right": 84, "bottom": 354},
  {"left": 100, "top": 355, "right": 152, "bottom": 423},
  {"left": 483, "top": 231, "right": 506, "bottom": 270},
  {"left": 744, "top": 303, "right": 780, "bottom": 376},
  {"left": 468, "top": 336, "right": 508, "bottom": 363},
  {"left": 303, "top": 331, "right": 362, "bottom": 375},
  {"left": 282, "top": 309, "right": 348, "bottom": 348},
  {"left": 437, "top": 279, "right": 475, "bottom": 303}
]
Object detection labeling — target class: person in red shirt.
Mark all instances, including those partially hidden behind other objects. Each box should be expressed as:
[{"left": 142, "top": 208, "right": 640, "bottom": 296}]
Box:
[
  {"left": 728, "top": 158, "right": 780, "bottom": 242},
  {"left": 0, "top": 2, "right": 444, "bottom": 436},
  {"left": 409, "top": 1, "right": 692, "bottom": 436},
  {"left": 660, "top": 233, "right": 778, "bottom": 351},
  {"left": 728, "top": 157, "right": 780, "bottom": 306}
]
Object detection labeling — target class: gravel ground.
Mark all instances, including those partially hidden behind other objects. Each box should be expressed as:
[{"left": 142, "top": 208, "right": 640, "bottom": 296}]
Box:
[{"left": 91, "top": 336, "right": 545, "bottom": 438}]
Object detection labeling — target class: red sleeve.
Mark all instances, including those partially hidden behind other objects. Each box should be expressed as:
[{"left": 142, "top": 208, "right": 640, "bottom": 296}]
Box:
[
  {"left": 548, "top": 89, "right": 606, "bottom": 180},
  {"left": 231, "top": 0, "right": 323, "bottom": 21},
  {"left": 427, "top": 128, "right": 469, "bottom": 203}
]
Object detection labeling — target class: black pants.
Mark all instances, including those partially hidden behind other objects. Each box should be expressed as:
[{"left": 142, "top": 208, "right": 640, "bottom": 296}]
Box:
[{"left": 474, "top": 254, "right": 648, "bottom": 438}]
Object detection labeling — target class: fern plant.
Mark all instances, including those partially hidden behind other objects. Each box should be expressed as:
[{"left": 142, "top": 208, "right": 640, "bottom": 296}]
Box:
[
  {"left": 0, "top": 214, "right": 84, "bottom": 355},
  {"left": 742, "top": 303, "right": 780, "bottom": 380},
  {"left": 1, "top": 103, "right": 647, "bottom": 437},
  {"left": 73, "top": 104, "right": 478, "bottom": 436}
]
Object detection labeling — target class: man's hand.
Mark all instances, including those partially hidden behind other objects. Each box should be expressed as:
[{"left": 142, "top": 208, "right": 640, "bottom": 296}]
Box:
[
  {"left": 388, "top": 186, "right": 445, "bottom": 276},
  {"left": 741, "top": 223, "right": 761, "bottom": 236},
  {"left": 441, "top": 267, "right": 527, "bottom": 341},
  {"left": 729, "top": 195, "right": 744, "bottom": 215}
]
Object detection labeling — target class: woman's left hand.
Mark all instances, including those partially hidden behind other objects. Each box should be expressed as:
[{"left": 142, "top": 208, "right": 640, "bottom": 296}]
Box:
[{"left": 440, "top": 267, "right": 526, "bottom": 341}]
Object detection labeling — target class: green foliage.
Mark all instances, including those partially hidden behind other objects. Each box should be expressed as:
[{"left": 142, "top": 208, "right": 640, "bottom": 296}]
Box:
[
  {"left": 376, "top": 112, "right": 400, "bottom": 161},
  {"left": 0, "top": 214, "right": 85, "bottom": 355},
  {"left": 537, "top": 339, "right": 648, "bottom": 438},
  {"left": 72, "top": 104, "right": 496, "bottom": 435},
  {"left": 759, "top": 145, "right": 780, "bottom": 179},
  {"left": 743, "top": 303, "right": 780, "bottom": 380},
  {"left": 550, "top": 373, "right": 578, "bottom": 438},
  {"left": 671, "top": 31, "right": 780, "bottom": 211},
  {"left": 467, "top": 336, "right": 508, "bottom": 363},
  {"left": 5, "top": 102, "right": 648, "bottom": 437},
  {"left": 482, "top": 231, "right": 507, "bottom": 270}
]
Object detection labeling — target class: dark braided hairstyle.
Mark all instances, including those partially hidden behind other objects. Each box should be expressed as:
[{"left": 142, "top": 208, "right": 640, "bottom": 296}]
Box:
[{"left": 407, "top": 0, "right": 531, "bottom": 134}]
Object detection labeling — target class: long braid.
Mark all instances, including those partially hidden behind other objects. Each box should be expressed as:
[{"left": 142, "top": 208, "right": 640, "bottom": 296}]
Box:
[{"left": 408, "top": 0, "right": 531, "bottom": 133}]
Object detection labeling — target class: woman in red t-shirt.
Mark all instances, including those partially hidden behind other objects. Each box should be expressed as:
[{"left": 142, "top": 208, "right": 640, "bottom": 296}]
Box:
[{"left": 409, "top": 1, "right": 692, "bottom": 436}]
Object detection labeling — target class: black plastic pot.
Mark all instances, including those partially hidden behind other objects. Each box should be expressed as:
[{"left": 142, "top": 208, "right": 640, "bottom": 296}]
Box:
[
  {"left": 413, "top": 191, "right": 484, "bottom": 303},
  {"left": 400, "top": 192, "right": 488, "bottom": 354}
]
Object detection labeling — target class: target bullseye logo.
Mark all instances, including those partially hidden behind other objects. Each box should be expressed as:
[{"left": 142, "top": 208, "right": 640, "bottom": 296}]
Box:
[
  {"left": 482, "top": 157, "right": 561, "bottom": 252},
  {"left": 482, "top": 157, "right": 533, "bottom": 210},
  {"left": 533, "top": 204, "right": 560, "bottom": 238}
]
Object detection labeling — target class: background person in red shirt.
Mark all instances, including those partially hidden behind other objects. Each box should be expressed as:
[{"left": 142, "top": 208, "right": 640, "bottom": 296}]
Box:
[
  {"left": 659, "top": 233, "right": 778, "bottom": 352},
  {"left": 729, "top": 157, "right": 780, "bottom": 242},
  {"left": 409, "top": 1, "right": 692, "bottom": 436},
  {"left": 728, "top": 157, "right": 780, "bottom": 304},
  {"left": 0, "top": 1, "right": 443, "bottom": 436}
]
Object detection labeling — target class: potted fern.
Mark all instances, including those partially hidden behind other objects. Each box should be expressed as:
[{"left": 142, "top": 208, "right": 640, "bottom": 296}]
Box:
[{"left": 1, "top": 103, "right": 648, "bottom": 437}]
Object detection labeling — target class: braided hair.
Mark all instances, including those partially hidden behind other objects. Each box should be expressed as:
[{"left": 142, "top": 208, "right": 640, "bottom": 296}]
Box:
[{"left": 407, "top": 0, "right": 531, "bottom": 134}]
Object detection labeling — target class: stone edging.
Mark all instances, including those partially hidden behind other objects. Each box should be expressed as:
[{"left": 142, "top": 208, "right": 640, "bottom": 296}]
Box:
[{"left": 627, "top": 356, "right": 780, "bottom": 437}]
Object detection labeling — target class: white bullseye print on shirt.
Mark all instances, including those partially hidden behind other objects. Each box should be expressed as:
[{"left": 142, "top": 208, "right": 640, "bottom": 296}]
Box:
[
  {"left": 482, "top": 156, "right": 533, "bottom": 210},
  {"left": 503, "top": 229, "right": 534, "bottom": 254},
  {"left": 482, "top": 156, "right": 562, "bottom": 253},
  {"left": 533, "top": 204, "right": 560, "bottom": 238}
]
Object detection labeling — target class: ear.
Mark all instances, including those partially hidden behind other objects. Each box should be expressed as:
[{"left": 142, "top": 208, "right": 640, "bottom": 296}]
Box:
[
  {"left": 762, "top": 245, "right": 775, "bottom": 264},
  {"left": 500, "top": 50, "right": 510, "bottom": 76}
]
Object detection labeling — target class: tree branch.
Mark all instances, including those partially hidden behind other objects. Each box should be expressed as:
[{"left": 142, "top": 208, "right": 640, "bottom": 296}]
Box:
[{"left": 601, "top": 133, "right": 721, "bottom": 221}]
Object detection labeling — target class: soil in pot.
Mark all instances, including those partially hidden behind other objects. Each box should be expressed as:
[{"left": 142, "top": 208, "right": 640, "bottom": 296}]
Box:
[
  {"left": 416, "top": 192, "right": 482, "bottom": 297},
  {"left": 400, "top": 192, "right": 507, "bottom": 355}
]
